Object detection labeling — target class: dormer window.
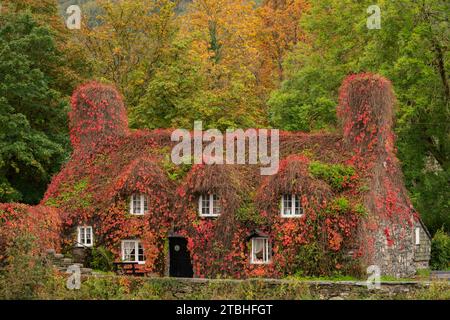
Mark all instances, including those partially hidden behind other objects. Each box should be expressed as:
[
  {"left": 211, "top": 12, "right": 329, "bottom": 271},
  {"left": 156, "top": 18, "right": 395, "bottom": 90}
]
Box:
[
  {"left": 250, "top": 237, "right": 271, "bottom": 264},
  {"left": 281, "top": 194, "right": 303, "bottom": 217},
  {"left": 77, "top": 226, "right": 93, "bottom": 247},
  {"left": 130, "top": 194, "right": 148, "bottom": 215},
  {"left": 198, "top": 194, "right": 220, "bottom": 217}
]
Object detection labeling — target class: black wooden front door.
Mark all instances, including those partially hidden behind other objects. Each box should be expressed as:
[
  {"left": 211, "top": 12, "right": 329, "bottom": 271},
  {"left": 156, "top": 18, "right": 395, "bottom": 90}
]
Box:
[{"left": 169, "top": 237, "right": 194, "bottom": 278}]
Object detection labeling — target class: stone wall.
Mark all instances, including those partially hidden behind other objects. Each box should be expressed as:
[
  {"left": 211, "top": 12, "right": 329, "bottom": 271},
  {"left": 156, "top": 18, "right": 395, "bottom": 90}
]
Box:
[
  {"left": 371, "top": 222, "right": 416, "bottom": 278},
  {"left": 78, "top": 276, "right": 448, "bottom": 300}
]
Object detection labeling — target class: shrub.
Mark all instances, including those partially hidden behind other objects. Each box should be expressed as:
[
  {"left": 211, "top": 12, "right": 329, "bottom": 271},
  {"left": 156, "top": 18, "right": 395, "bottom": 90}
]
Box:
[
  {"left": 430, "top": 229, "right": 450, "bottom": 270},
  {"left": 0, "top": 234, "right": 52, "bottom": 299},
  {"left": 309, "top": 161, "right": 355, "bottom": 191},
  {"left": 88, "top": 246, "right": 115, "bottom": 272}
]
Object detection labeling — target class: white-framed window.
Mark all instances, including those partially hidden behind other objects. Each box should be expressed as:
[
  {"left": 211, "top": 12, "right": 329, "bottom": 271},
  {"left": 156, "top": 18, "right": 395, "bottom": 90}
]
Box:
[
  {"left": 129, "top": 193, "right": 148, "bottom": 215},
  {"left": 415, "top": 227, "right": 421, "bottom": 245},
  {"left": 121, "top": 240, "right": 145, "bottom": 264},
  {"left": 198, "top": 194, "right": 221, "bottom": 217},
  {"left": 250, "top": 237, "right": 271, "bottom": 264},
  {"left": 281, "top": 194, "right": 303, "bottom": 217},
  {"left": 77, "top": 226, "right": 93, "bottom": 247}
]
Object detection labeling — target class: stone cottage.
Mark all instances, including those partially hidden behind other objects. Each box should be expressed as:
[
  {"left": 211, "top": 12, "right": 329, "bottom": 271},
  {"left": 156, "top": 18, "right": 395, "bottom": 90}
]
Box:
[{"left": 1, "top": 73, "right": 431, "bottom": 279}]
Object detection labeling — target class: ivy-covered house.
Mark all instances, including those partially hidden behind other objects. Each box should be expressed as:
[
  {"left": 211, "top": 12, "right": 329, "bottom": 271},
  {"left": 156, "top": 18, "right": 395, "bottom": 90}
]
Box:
[{"left": 1, "top": 73, "right": 431, "bottom": 279}]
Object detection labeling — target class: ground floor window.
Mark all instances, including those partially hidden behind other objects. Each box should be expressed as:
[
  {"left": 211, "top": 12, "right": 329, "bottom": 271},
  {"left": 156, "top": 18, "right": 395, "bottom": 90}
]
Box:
[
  {"left": 121, "top": 240, "right": 145, "bottom": 264},
  {"left": 77, "top": 226, "right": 93, "bottom": 247},
  {"left": 250, "top": 237, "right": 271, "bottom": 264}
]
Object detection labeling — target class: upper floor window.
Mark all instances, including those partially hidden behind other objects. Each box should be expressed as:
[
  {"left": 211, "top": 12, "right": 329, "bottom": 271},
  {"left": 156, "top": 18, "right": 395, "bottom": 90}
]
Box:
[
  {"left": 250, "top": 237, "right": 271, "bottom": 264},
  {"left": 130, "top": 193, "right": 148, "bottom": 215},
  {"left": 77, "top": 226, "right": 93, "bottom": 247},
  {"left": 281, "top": 194, "right": 303, "bottom": 217},
  {"left": 121, "top": 240, "right": 145, "bottom": 264},
  {"left": 415, "top": 227, "right": 421, "bottom": 245},
  {"left": 198, "top": 194, "right": 220, "bottom": 217}
]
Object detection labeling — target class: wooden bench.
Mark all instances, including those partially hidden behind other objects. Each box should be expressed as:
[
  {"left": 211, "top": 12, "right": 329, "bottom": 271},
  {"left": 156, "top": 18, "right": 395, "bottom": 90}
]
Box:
[
  {"left": 430, "top": 271, "right": 450, "bottom": 281},
  {"left": 113, "top": 262, "right": 146, "bottom": 276}
]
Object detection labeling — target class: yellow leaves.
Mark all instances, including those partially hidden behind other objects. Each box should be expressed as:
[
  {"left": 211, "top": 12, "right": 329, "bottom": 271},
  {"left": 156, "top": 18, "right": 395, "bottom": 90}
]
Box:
[{"left": 113, "top": 47, "right": 122, "bottom": 55}]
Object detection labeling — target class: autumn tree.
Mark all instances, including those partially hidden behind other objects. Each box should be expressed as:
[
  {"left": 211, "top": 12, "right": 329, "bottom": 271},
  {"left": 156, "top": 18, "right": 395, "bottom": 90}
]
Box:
[
  {"left": 256, "top": 0, "right": 308, "bottom": 84},
  {"left": 76, "top": 0, "right": 178, "bottom": 106},
  {"left": 173, "top": 0, "right": 268, "bottom": 129}
]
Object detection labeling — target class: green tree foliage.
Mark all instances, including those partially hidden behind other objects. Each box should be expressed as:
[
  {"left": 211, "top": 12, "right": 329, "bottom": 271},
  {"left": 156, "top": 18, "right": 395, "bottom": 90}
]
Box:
[
  {"left": 0, "top": 12, "right": 70, "bottom": 204},
  {"left": 430, "top": 229, "right": 450, "bottom": 270},
  {"left": 269, "top": 0, "right": 449, "bottom": 234}
]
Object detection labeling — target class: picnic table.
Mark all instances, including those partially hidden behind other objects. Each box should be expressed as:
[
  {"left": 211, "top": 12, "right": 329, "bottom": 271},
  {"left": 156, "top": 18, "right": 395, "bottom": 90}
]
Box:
[
  {"left": 113, "top": 261, "right": 145, "bottom": 276},
  {"left": 430, "top": 271, "right": 450, "bottom": 281}
]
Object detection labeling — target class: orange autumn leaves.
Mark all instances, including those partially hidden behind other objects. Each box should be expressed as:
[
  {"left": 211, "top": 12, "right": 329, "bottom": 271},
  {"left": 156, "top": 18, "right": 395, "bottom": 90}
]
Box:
[{"left": 181, "top": 0, "right": 308, "bottom": 113}]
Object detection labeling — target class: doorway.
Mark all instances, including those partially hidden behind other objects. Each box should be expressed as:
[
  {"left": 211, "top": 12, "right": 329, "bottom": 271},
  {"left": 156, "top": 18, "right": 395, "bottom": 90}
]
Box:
[{"left": 169, "top": 236, "right": 194, "bottom": 278}]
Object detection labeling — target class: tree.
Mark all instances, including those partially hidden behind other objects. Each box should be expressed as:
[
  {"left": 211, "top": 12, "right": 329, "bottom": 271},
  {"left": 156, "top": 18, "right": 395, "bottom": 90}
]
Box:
[
  {"left": 268, "top": 0, "right": 449, "bottom": 233},
  {"left": 76, "top": 0, "right": 179, "bottom": 106},
  {"left": 3, "top": 0, "right": 92, "bottom": 93},
  {"left": 0, "top": 12, "right": 69, "bottom": 204},
  {"left": 257, "top": 0, "right": 308, "bottom": 84},
  {"left": 172, "top": 0, "right": 269, "bottom": 129}
]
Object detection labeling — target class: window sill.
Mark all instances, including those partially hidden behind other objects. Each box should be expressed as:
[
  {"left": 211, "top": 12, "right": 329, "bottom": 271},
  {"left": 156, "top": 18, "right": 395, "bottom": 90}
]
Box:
[
  {"left": 250, "top": 261, "right": 272, "bottom": 265},
  {"left": 280, "top": 214, "right": 304, "bottom": 218},
  {"left": 75, "top": 244, "right": 93, "bottom": 248},
  {"left": 121, "top": 261, "right": 146, "bottom": 265}
]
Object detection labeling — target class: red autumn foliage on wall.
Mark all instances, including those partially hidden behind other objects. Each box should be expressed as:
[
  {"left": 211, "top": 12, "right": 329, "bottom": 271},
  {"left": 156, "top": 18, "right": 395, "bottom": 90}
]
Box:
[
  {"left": 172, "top": 153, "right": 363, "bottom": 278},
  {"left": 338, "top": 73, "right": 418, "bottom": 275}
]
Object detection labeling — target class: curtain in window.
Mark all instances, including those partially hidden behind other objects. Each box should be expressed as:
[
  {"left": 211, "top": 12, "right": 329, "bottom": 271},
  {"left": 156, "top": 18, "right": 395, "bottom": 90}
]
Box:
[
  {"left": 283, "top": 195, "right": 292, "bottom": 215},
  {"left": 253, "top": 238, "right": 265, "bottom": 262},
  {"left": 123, "top": 242, "right": 136, "bottom": 261}
]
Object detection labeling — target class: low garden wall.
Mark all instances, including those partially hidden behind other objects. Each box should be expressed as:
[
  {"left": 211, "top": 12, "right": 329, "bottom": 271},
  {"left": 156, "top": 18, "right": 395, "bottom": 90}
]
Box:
[{"left": 66, "top": 276, "right": 449, "bottom": 300}]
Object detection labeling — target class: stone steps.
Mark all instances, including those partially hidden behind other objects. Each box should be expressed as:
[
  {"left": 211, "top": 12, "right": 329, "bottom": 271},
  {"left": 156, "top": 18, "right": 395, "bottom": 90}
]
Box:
[{"left": 46, "top": 249, "right": 92, "bottom": 275}]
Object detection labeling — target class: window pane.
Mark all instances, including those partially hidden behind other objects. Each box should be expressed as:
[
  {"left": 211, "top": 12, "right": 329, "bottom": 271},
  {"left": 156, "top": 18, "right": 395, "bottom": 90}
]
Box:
[
  {"left": 201, "top": 195, "right": 210, "bottom": 215},
  {"left": 138, "top": 243, "right": 145, "bottom": 262},
  {"left": 283, "top": 195, "right": 292, "bottom": 215},
  {"left": 123, "top": 241, "right": 136, "bottom": 261},
  {"left": 143, "top": 195, "right": 148, "bottom": 213},
  {"left": 212, "top": 194, "right": 220, "bottom": 215},
  {"left": 80, "top": 227, "right": 86, "bottom": 244},
  {"left": 294, "top": 195, "right": 302, "bottom": 215},
  {"left": 85, "top": 228, "right": 91, "bottom": 244},
  {"left": 132, "top": 194, "right": 140, "bottom": 214}
]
